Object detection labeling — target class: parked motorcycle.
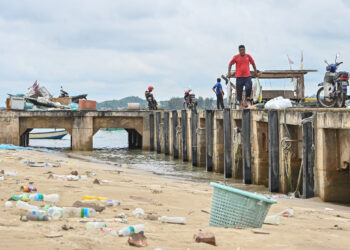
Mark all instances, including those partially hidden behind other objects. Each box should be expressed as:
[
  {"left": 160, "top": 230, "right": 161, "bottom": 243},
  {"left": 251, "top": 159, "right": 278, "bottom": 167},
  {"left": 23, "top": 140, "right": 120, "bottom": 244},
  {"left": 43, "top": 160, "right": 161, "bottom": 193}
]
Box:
[
  {"left": 183, "top": 89, "right": 197, "bottom": 110},
  {"left": 317, "top": 54, "right": 349, "bottom": 107},
  {"left": 145, "top": 86, "right": 158, "bottom": 110}
]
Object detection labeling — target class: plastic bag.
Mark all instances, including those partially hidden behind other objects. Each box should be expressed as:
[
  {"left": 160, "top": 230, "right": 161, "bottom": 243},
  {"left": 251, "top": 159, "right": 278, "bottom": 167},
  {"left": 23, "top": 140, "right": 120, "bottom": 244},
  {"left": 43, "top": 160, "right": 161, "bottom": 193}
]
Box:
[
  {"left": 265, "top": 96, "right": 292, "bottom": 109},
  {"left": 252, "top": 78, "right": 262, "bottom": 103}
]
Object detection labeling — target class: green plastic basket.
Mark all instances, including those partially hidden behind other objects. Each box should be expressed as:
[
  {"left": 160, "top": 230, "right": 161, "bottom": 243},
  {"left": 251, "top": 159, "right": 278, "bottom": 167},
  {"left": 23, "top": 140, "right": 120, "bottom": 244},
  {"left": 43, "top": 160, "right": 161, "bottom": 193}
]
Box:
[{"left": 209, "top": 182, "right": 277, "bottom": 228}]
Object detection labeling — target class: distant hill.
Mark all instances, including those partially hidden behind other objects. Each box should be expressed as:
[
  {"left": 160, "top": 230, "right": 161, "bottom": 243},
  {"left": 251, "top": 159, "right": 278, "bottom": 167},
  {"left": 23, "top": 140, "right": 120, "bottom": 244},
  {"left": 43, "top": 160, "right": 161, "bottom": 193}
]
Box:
[{"left": 97, "top": 96, "right": 216, "bottom": 110}]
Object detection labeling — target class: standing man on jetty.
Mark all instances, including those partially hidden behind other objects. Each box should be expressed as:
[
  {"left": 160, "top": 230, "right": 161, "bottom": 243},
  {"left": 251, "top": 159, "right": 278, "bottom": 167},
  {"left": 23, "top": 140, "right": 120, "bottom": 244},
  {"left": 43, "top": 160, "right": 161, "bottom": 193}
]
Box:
[
  {"left": 212, "top": 78, "right": 225, "bottom": 109},
  {"left": 227, "top": 45, "right": 258, "bottom": 109}
]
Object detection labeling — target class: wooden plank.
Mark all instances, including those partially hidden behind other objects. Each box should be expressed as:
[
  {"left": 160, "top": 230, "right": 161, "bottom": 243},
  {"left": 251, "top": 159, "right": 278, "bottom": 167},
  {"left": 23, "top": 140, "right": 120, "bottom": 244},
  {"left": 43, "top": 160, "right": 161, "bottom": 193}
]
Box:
[
  {"left": 224, "top": 109, "right": 232, "bottom": 178},
  {"left": 242, "top": 109, "right": 252, "bottom": 184},
  {"left": 172, "top": 110, "right": 179, "bottom": 159},
  {"left": 181, "top": 110, "right": 188, "bottom": 161},
  {"left": 156, "top": 112, "right": 161, "bottom": 153},
  {"left": 302, "top": 112, "right": 314, "bottom": 198},
  {"left": 262, "top": 90, "right": 295, "bottom": 100},
  {"left": 191, "top": 110, "right": 198, "bottom": 166},
  {"left": 268, "top": 110, "right": 279, "bottom": 192},
  {"left": 149, "top": 113, "right": 154, "bottom": 151},
  {"left": 206, "top": 110, "right": 214, "bottom": 172},
  {"left": 164, "top": 112, "right": 170, "bottom": 155}
]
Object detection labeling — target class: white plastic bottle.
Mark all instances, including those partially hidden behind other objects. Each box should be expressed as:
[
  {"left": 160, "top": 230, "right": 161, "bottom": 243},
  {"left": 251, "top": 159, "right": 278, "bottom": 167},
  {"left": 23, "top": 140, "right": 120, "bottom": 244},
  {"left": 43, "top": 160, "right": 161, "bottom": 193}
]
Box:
[
  {"left": 44, "top": 194, "right": 60, "bottom": 203},
  {"left": 62, "top": 207, "right": 98, "bottom": 218},
  {"left": 16, "top": 200, "right": 39, "bottom": 211},
  {"left": 48, "top": 207, "right": 63, "bottom": 220},
  {"left": 264, "top": 215, "right": 280, "bottom": 225},
  {"left": 86, "top": 222, "right": 106, "bottom": 229},
  {"left": 158, "top": 216, "right": 186, "bottom": 224},
  {"left": 105, "top": 200, "right": 121, "bottom": 207},
  {"left": 118, "top": 224, "right": 145, "bottom": 237},
  {"left": 1, "top": 170, "right": 17, "bottom": 176}
]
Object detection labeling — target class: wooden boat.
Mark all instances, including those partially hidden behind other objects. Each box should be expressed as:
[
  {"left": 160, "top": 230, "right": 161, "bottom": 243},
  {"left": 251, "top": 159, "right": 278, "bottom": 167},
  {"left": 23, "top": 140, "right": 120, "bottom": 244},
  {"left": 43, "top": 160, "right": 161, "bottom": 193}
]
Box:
[{"left": 29, "top": 129, "right": 68, "bottom": 139}]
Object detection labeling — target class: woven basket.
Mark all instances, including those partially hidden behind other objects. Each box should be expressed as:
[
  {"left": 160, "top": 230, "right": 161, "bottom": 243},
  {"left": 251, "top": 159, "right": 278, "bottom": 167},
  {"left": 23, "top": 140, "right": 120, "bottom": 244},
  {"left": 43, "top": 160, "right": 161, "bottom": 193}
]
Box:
[{"left": 209, "top": 182, "right": 277, "bottom": 228}]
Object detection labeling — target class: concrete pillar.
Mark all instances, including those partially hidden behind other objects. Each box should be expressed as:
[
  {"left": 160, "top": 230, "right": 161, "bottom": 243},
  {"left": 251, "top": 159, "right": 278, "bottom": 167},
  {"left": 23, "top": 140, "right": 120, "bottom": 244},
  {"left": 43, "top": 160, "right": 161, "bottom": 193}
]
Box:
[
  {"left": 268, "top": 110, "right": 279, "bottom": 192},
  {"left": 213, "top": 111, "right": 224, "bottom": 173},
  {"left": 71, "top": 116, "right": 93, "bottom": 151},
  {"left": 127, "top": 129, "right": 142, "bottom": 149},
  {"left": 191, "top": 110, "right": 198, "bottom": 166},
  {"left": 172, "top": 110, "right": 179, "bottom": 159},
  {"left": 156, "top": 112, "right": 161, "bottom": 153},
  {"left": 149, "top": 113, "right": 155, "bottom": 151},
  {"left": 142, "top": 112, "right": 151, "bottom": 150},
  {"left": 206, "top": 110, "right": 214, "bottom": 172},
  {"left": 0, "top": 115, "right": 20, "bottom": 145},
  {"left": 224, "top": 109, "right": 232, "bottom": 178},
  {"left": 164, "top": 112, "right": 170, "bottom": 155},
  {"left": 197, "top": 113, "right": 206, "bottom": 167},
  {"left": 302, "top": 112, "right": 314, "bottom": 198},
  {"left": 232, "top": 116, "right": 242, "bottom": 179},
  {"left": 181, "top": 110, "right": 188, "bottom": 161},
  {"left": 242, "top": 109, "right": 252, "bottom": 184}
]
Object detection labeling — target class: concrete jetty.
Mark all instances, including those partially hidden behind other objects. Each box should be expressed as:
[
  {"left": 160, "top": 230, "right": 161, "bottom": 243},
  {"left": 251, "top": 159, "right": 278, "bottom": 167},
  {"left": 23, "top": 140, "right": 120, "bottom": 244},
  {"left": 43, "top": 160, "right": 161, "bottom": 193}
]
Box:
[{"left": 0, "top": 108, "right": 349, "bottom": 203}]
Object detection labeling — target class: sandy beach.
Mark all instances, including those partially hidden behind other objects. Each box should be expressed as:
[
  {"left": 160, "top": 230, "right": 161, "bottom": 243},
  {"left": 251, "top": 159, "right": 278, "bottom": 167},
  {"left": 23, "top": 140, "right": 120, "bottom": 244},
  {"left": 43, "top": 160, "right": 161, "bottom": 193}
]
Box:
[{"left": 0, "top": 148, "right": 349, "bottom": 250}]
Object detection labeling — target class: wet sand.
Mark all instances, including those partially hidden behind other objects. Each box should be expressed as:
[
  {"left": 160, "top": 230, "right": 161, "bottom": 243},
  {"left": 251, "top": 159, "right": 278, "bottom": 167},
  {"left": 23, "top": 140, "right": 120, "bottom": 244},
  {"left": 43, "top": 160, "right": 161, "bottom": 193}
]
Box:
[{"left": 0, "top": 149, "right": 349, "bottom": 250}]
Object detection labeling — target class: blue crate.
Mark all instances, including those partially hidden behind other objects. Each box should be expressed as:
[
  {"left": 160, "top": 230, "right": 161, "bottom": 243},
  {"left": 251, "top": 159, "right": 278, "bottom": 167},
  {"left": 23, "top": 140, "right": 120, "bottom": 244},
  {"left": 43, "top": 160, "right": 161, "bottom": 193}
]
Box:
[{"left": 209, "top": 182, "right": 277, "bottom": 228}]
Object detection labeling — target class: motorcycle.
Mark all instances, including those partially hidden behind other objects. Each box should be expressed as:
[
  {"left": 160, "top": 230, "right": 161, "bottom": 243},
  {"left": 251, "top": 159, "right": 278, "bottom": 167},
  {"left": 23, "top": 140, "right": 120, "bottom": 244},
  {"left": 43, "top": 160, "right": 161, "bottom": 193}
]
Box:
[
  {"left": 317, "top": 54, "right": 349, "bottom": 108},
  {"left": 145, "top": 90, "right": 158, "bottom": 110},
  {"left": 183, "top": 89, "right": 197, "bottom": 110}
]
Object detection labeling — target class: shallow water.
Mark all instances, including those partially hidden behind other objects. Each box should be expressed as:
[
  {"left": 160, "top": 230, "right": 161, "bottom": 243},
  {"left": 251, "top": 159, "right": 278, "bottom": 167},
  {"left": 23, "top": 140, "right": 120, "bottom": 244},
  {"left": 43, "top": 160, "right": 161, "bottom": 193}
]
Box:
[{"left": 29, "top": 129, "right": 267, "bottom": 192}]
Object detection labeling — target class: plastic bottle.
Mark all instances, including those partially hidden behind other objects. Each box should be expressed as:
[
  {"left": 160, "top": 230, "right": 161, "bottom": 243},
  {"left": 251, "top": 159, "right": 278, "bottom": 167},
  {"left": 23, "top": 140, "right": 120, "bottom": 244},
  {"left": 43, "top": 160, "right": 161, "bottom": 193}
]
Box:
[
  {"left": 26, "top": 212, "right": 49, "bottom": 221},
  {"left": 0, "top": 176, "right": 4, "bottom": 181},
  {"left": 21, "top": 186, "right": 37, "bottom": 192},
  {"left": 29, "top": 193, "right": 44, "bottom": 201},
  {"left": 105, "top": 200, "right": 121, "bottom": 207},
  {"left": 62, "top": 207, "right": 98, "bottom": 218},
  {"left": 132, "top": 208, "right": 145, "bottom": 218},
  {"left": 11, "top": 194, "right": 30, "bottom": 201},
  {"left": 43, "top": 194, "right": 60, "bottom": 203},
  {"left": 86, "top": 222, "right": 106, "bottom": 229},
  {"left": 16, "top": 200, "right": 39, "bottom": 211},
  {"left": 118, "top": 224, "right": 145, "bottom": 237},
  {"left": 83, "top": 195, "right": 108, "bottom": 201},
  {"left": 1, "top": 170, "right": 17, "bottom": 176},
  {"left": 100, "top": 227, "right": 118, "bottom": 236},
  {"left": 264, "top": 215, "right": 280, "bottom": 225},
  {"left": 30, "top": 210, "right": 47, "bottom": 216},
  {"left": 158, "top": 216, "right": 186, "bottom": 224},
  {"left": 48, "top": 207, "right": 63, "bottom": 220}
]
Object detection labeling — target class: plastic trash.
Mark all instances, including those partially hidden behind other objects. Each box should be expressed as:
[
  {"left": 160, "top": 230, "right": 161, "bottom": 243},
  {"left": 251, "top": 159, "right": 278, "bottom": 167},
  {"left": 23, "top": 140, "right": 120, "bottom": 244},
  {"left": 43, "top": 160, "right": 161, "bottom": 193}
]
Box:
[
  {"left": 47, "top": 207, "right": 63, "bottom": 220},
  {"left": 29, "top": 210, "right": 47, "bottom": 216},
  {"left": 65, "top": 175, "right": 87, "bottom": 181},
  {"left": 265, "top": 96, "right": 293, "bottom": 109},
  {"left": 21, "top": 186, "right": 37, "bottom": 192},
  {"left": 119, "top": 224, "right": 145, "bottom": 237},
  {"left": 128, "top": 232, "right": 148, "bottom": 247},
  {"left": 194, "top": 232, "right": 216, "bottom": 246},
  {"left": 105, "top": 200, "right": 121, "bottom": 207},
  {"left": 86, "top": 222, "right": 106, "bottom": 229},
  {"left": 100, "top": 227, "right": 119, "bottom": 236},
  {"left": 264, "top": 215, "right": 280, "bottom": 225},
  {"left": 48, "top": 207, "right": 98, "bottom": 219},
  {"left": 0, "top": 176, "right": 4, "bottom": 181},
  {"left": 82, "top": 195, "right": 108, "bottom": 201},
  {"left": 43, "top": 194, "right": 60, "bottom": 203},
  {"left": 16, "top": 200, "right": 39, "bottom": 211},
  {"left": 277, "top": 208, "right": 294, "bottom": 217},
  {"left": 132, "top": 208, "right": 145, "bottom": 218},
  {"left": 5, "top": 201, "right": 13, "bottom": 207},
  {"left": 11, "top": 194, "right": 30, "bottom": 201},
  {"left": 1, "top": 170, "right": 17, "bottom": 176},
  {"left": 26, "top": 212, "right": 49, "bottom": 221},
  {"left": 158, "top": 216, "right": 186, "bottom": 224}
]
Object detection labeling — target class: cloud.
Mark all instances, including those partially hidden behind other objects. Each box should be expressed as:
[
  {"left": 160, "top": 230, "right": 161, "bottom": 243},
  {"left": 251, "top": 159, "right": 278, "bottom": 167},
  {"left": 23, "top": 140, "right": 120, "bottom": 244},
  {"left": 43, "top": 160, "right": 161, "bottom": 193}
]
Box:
[{"left": 0, "top": 0, "right": 349, "bottom": 105}]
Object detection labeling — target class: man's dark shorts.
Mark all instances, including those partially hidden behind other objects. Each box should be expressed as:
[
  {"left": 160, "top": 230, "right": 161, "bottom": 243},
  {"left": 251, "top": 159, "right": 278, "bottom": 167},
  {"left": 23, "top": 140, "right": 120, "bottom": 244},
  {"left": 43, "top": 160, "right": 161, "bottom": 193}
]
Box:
[{"left": 236, "top": 77, "right": 252, "bottom": 101}]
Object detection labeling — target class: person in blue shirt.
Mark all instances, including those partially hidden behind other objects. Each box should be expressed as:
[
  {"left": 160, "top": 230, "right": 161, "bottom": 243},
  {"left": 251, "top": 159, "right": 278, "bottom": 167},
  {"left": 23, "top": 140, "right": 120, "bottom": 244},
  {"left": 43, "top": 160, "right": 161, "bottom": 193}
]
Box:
[{"left": 212, "top": 78, "right": 225, "bottom": 109}]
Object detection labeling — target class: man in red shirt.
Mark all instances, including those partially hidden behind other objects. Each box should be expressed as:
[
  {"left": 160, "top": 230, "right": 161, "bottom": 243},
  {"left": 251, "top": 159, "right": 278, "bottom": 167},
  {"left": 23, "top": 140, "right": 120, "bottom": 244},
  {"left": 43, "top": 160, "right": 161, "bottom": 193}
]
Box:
[{"left": 227, "top": 45, "right": 258, "bottom": 109}]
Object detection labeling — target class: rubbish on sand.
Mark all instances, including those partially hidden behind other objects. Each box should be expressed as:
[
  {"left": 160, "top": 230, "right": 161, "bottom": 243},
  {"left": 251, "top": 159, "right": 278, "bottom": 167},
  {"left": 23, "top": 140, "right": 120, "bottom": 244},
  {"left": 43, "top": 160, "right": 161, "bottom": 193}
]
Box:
[
  {"left": 86, "top": 222, "right": 106, "bottom": 229},
  {"left": 264, "top": 215, "right": 280, "bottom": 225},
  {"left": 26, "top": 212, "right": 49, "bottom": 221},
  {"left": 0, "top": 176, "right": 4, "bottom": 181},
  {"left": 277, "top": 208, "right": 294, "bottom": 217},
  {"left": 5, "top": 201, "right": 13, "bottom": 207},
  {"left": 128, "top": 232, "right": 148, "bottom": 247},
  {"left": 158, "top": 216, "right": 186, "bottom": 225},
  {"left": 0, "top": 144, "right": 51, "bottom": 152},
  {"left": 82, "top": 195, "right": 108, "bottom": 201},
  {"left": 52, "top": 174, "right": 87, "bottom": 181},
  {"left": 193, "top": 232, "right": 216, "bottom": 246},
  {"left": 132, "top": 208, "right": 145, "bottom": 218},
  {"left": 44, "top": 234, "right": 63, "bottom": 238},
  {"left": 71, "top": 170, "right": 78, "bottom": 176},
  {"left": 117, "top": 213, "right": 126, "bottom": 218},
  {"left": 209, "top": 182, "right": 277, "bottom": 228},
  {"left": 201, "top": 209, "right": 210, "bottom": 214},
  {"left": 119, "top": 225, "right": 145, "bottom": 237},
  {"left": 325, "top": 208, "right": 334, "bottom": 211},
  {"left": 93, "top": 179, "right": 100, "bottom": 184},
  {"left": 100, "top": 227, "right": 119, "bottom": 236},
  {"left": 16, "top": 200, "right": 39, "bottom": 211},
  {"left": 251, "top": 230, "right": 270, "bottom": 235},
  {"left": 265, "top": 96, "right": 293, "bottom": 109},
  {"left": 1, "top": 170, "right": 17, "bottom": 176},
  {"left": 20, "top": 186, "right": 37, "bottom": 192},
  {"left": 72, "top": 200, "right": 105, "bottom": 212},
  {"left": 48, "top": 207, "right": 98, "bottom": 219},
  {"left": 105, "top": 200, "right": 121, "bottom": 207},
  {"left": 146, "top": 214, "right": 159, "bottom": 221}
]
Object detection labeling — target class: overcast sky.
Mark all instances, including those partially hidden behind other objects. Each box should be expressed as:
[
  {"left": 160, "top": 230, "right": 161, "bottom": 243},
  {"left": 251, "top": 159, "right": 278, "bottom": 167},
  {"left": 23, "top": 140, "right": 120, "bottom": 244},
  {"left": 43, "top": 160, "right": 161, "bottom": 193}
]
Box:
[{"left": 0, "top": 0, "right": 349, "bottom": 104}]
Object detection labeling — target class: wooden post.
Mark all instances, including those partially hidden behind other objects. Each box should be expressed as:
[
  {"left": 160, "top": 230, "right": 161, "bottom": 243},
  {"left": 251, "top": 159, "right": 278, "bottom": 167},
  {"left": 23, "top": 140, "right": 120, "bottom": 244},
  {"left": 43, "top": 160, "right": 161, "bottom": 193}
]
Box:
[
  {"left": 242, "top": 109, "right": 252, "bottom": 184},
  {"left": 206, "top": 110, "right": 214, "bottom": 172},
  {"left": 172, "top": 110, "right": 179, "bottom": 159},
  {"left": 268, "top": 110, "right": 279, "bottom": 192},
  {"left": 156, "top": 112, "right": 161, "bottom": 153},
  {"left": 149, "top": 113, "right": 154, "bottom": 151},
  {"left": 224, "top": 108, "right": 232, "bottom": 178},
  {"left": 302, "top": 112, "right": 314, "bottom": 198},
  {"left": 181, "top": 110, "right": 188, "bottom": 161},
  {"left": 191, "top": 110, "right": 198, "bottom": 166},
  {"left": 164, "top": 112, "right": 170, "bottom": 155}
]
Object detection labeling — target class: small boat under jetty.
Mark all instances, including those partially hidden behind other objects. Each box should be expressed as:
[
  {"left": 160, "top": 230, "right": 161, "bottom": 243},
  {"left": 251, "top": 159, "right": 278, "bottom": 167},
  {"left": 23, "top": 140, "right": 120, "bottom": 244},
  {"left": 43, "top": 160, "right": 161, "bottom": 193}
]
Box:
[{"left": 29, "top": 129, "right": 68, "bottom": 139}]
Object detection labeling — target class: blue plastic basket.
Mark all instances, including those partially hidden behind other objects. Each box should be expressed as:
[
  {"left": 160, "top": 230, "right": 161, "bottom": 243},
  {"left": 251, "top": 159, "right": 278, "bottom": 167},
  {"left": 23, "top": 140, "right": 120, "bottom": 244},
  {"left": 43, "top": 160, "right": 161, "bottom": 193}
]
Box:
[{"left": 209, "top": 182, "right": 277, "bottom": 228}]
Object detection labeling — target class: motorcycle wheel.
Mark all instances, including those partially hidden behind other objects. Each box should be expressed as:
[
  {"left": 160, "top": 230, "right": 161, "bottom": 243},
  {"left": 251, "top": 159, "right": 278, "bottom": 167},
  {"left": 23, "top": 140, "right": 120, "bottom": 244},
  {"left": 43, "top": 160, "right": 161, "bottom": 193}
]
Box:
[
  {"left": 336, "top": 92, "right": 346, "bottom": 108},
  {"left": 316, "top": 87, "right": 337, "bottom": 108}
]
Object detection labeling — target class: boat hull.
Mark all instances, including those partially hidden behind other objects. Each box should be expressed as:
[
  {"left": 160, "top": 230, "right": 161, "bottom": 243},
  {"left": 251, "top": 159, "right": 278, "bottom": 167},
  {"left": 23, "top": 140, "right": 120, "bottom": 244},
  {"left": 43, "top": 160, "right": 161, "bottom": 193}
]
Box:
[{"left": 29, "top": 130, "right": 68, "bottom": 139}]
